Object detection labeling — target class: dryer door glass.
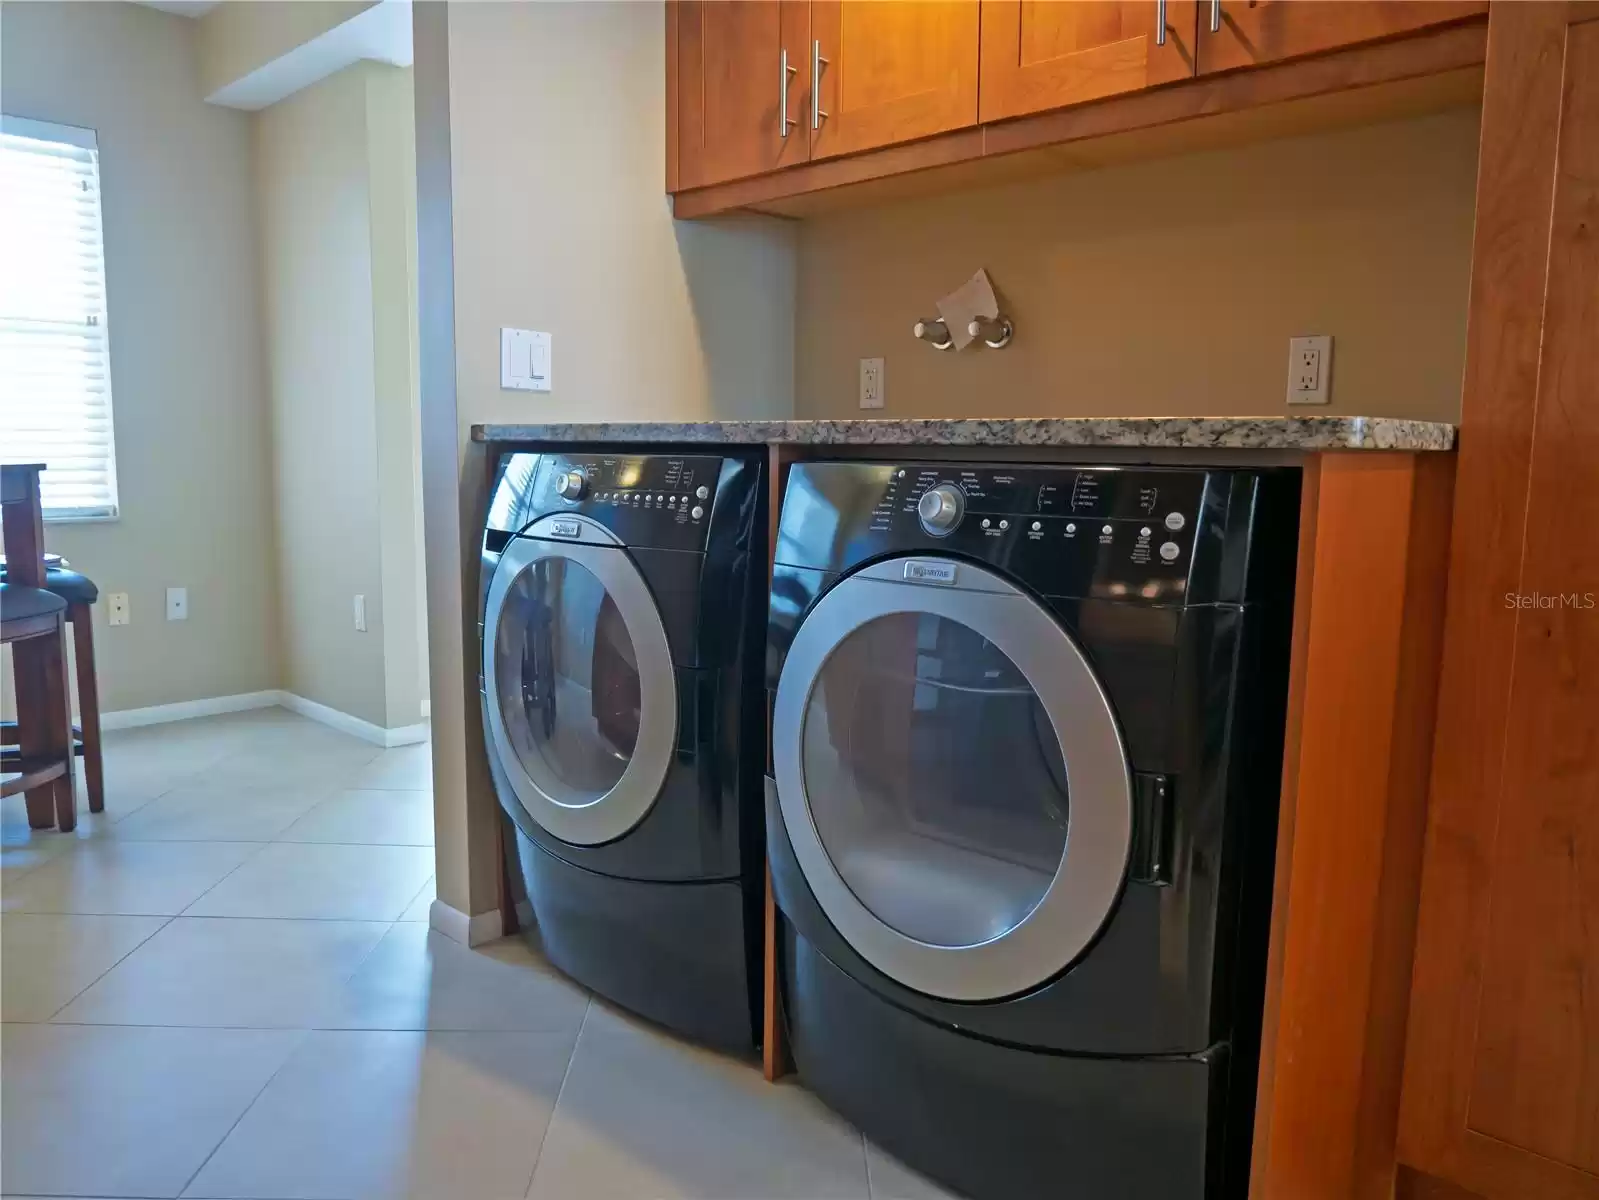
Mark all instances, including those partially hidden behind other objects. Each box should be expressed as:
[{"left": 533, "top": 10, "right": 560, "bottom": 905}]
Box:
[
  {"left": 495, "top": 558, "right": 639, "bottom": 802},
  {"left": 801, "top": 612, "right": 1069, "bottom": 948}
]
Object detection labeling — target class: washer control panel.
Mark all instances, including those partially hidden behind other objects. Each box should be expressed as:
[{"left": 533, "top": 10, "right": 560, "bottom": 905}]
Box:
[{"left": 486, "top": 452, "right": 721, "bottom": 551}]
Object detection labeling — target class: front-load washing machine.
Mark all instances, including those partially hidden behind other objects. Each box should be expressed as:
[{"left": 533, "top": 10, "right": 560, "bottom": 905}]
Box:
[
  {"left": 481, "top": 448, "right": 766, "bottom": 1053},
  {"left": 766, "top": 460, "right": 1299, "bottom": 1199}
]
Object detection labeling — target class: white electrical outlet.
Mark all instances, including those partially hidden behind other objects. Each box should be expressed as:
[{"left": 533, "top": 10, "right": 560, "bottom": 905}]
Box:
[
  {"left": 859, "top": 357, "right": 885, "bottom": 410},
  {"left": 108, "top": 592, "right": 130, "bottom": 626},
  {"left": 166, "top": 587, "right": 188, "bottom": 621},
  {"left": 1287, "top": 335, "right": 1333, "bottom": 405},
  {"left": 353, "top": 594, "right": 367, "bottom": 632}
]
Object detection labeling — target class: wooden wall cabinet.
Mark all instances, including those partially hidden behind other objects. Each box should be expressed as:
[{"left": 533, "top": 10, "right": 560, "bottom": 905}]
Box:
[
  {"left": 1195, "top": 0, "right": 1487, "bottom": 75},
  {"left": 1398, "top": 5, "right": 1599, "bottom": 1200},
  {"left": 978, "top": 1, "right": 1197, "bottom": 123}
]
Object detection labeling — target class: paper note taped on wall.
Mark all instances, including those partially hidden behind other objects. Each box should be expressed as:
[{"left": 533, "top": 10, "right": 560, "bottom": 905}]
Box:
[{"left": 936, "top": 269, "right": 1000, "bottom": 352}]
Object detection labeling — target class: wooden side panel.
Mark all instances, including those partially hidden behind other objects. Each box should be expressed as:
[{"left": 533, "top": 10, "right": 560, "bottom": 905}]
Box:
[
  {"left": 1249, "top": 453, "right": 1454, "bottom": 1200},
  {"left": 980, "top": 0, "right": 1197, "bottom": 122},
  {"left": 1197, "top": 0, "right": 1487, "bottom": 75},
  {"left": 1400, "top": 6, "right": 1599, "bottom": 1196},
  {"left": 809, "top": 0, "right": 980, "bottom": 160}
]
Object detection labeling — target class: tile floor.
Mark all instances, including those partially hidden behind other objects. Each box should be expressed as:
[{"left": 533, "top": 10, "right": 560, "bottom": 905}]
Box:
[{"left": 1, "top": 707, "right": 952, "bottom": 1199}]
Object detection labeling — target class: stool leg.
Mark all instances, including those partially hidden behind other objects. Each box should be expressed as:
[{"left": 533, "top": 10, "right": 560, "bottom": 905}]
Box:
[
  {"left": 70, "top": 603, "right": 104, "bottom": 813},
  {"left": 14, "top": 623, "right": 75, "bottom": 832},
  {"left": 50, "top": 615, "right": 77, "bottom": 833}
]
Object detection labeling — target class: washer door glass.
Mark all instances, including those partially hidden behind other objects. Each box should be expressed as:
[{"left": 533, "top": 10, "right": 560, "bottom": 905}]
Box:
[
  {"left": 483, "top": 529, "right": 677, "bottom": 847},
  {"left": 772, "top": 556, "right": 1132, "bottom": 1002},
  {"left": 495, "top": 558, "right": 640, "bottom": 802},
  {"left": 801, "top": 612, "right": 1069, "bottom": 949}
]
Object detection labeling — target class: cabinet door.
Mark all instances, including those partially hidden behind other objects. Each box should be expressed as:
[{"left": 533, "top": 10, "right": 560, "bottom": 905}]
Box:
[
  {"left": 979, "top": 1, "right": 1197, "bottom": 123},
  {"left": 808, "top": 1, "right": 980, "bottom": 161},
  {"left": 1399, "top": 6, "right": 1599, "bottom": 1200},
  {"left": 675, "top": 0, "right": 810, "bottom": 190},
  {"left": 1196, "top": 0, "right": 1486, "bottom": 74}
]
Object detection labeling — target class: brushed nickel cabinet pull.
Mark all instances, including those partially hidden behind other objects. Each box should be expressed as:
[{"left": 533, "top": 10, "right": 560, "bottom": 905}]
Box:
[{"left": 812, "top": 40, "right": 829, "bottom": 130}]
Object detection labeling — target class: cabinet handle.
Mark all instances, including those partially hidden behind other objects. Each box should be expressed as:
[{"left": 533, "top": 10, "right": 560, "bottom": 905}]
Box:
[
  {"left": 812, "top": 39, "right": 829, "bottom": 130},
  {"left": 1156, "top": 0, "right": 1167, "bottom": 46},
  {"left": 1210, "top": 0, "right": 1221, "bottom": 33},
  {"left": 779, "top": 48, "right": 797, "bottom": 139}
]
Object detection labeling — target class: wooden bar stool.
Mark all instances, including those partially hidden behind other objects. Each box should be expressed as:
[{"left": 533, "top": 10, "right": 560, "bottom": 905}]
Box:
[{"left": 2, "top": 464, "right": 77, "bottom": 832}]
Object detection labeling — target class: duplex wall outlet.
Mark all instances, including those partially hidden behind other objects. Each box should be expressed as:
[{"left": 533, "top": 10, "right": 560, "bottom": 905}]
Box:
[
  {"left": 108, "top": 592, "right": 130, "bottom": 626},
  {"left": 859, "top": 357, "right": 884, "bottom": 409},
  {"left": 353, "top": 594, "right": 368, "bottom": 633},
  {"left": 1287, "top": 335, "right": 1333, "bottom": 405},
  {"left": 165, "top": 587, "right": 188, "bottom": 621}
]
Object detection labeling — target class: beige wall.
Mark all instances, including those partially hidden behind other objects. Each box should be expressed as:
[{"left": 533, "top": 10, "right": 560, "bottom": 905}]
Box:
[
  {"left": 254, "top": 61, "right": 423, "bottom": 731},
  {"left": 415, "top": 0, "right": 797, "bottom": 918},
  {"left": 197, "top": 1, "right": 376, "bottom": 100},
  {"left": 1, "top": 0, "right": 278, "bottom": 713},
  {"left": 797, "top": 110, "right": 1479, "bottom": 424}
]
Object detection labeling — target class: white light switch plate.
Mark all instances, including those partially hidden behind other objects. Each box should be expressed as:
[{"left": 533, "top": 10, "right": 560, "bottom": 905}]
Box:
[
  {"left": 501, "top": 328, "right": 551, "bottom": 393},
  {"left": 165, "top": 587, "right": 188, "bottom": 621}
]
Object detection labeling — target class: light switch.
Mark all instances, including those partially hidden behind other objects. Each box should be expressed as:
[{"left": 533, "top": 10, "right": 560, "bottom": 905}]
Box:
[{"left": 501, "top": 328, "right": 551, "bottom": 393}]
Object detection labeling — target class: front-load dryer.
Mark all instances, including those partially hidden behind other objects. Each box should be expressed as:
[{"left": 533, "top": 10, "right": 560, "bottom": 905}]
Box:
[
  {"left": 766, "top": 460, "right": 1299, "bottom": 1199},
  {"left": 481, "top": 448, "right": 766, "bottom": 1054}
]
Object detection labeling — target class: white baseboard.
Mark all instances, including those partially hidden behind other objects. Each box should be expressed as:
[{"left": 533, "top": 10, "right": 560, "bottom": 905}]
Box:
[
  {"left": 101, "top": 689, "right": 429, "bottom": 749},
  {"left": 100, "top": 690, "right": 281, "bottom": 731},
  {"left": 277, "top": 692, "right": 430, "bottom": 749},
  {"left": 429, "top": 898, "right": 504, "bottom": 947}
]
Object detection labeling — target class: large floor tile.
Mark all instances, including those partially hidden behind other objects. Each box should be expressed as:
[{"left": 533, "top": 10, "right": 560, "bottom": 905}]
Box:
[
  {"left": 348, "top": 742, "right": 432, "bottom": 791},
  {"left": 528, "top": 1002, "right": 869, "bottom": 1200},
  {"left": 54, "top": 916, "right": 390, "bottom": 1028},
  {"left": 398, "top": 876, "right": 434, "bottom": 922},
  {"left": 186, "top": 1028, "right": 577, "bottom": 1200},
  {"left": 0, "top": 913, "right": 168, "bottom": 1021},
  {"left": 109, "top": 779, "right": 331, "bottom": 842},
  {"left": 278, "top": 789, "right": 434, "bottom": 847},
  {"left": 1, "top": 840, "right": 261, "bottom": 916},
  {"left": 184, "top": 842, "right": 434, "bottom": 921},
  {"left": 866, "top": 1142, "right": 963, "bottom": 1200},
  {"left": 0, "top": 1022, "right": 302, "bottom": 1198},
  {"left": 325, "top": 923, "right": 590, "bottom": 1033}
]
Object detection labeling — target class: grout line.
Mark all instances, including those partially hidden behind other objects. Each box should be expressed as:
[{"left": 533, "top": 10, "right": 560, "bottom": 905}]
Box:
[
  {"left": 521, "top": 996, "right": 594, "bottom": 1199},
  {"left": 36, "top": 912, "right": 176, "bottom": 1023}
]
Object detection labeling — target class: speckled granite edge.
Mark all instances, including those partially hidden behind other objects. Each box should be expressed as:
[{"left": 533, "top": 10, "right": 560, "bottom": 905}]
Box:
[{"left": 472, "top": 417, "right": 1455, "bottom": 451}]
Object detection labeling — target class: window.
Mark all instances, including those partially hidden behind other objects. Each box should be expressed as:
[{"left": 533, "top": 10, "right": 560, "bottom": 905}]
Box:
[{"left": 1, "top": 115, "right": 119, "bottom": 520}]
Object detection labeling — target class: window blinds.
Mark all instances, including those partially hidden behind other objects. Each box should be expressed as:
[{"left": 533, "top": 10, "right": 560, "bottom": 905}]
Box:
[{"left": 0, "top": 116, "right": 119, "bottom": 520}]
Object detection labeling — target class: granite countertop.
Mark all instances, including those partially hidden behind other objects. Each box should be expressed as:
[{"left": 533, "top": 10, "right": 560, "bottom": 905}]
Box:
[{"left": 472, "top": 417, "right": 1455, "bottom": 451}]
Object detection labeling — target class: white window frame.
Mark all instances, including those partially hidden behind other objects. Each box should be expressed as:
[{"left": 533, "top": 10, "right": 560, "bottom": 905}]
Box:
[{"left": 1, "top": 113, "right": 121, "bottom": 523}]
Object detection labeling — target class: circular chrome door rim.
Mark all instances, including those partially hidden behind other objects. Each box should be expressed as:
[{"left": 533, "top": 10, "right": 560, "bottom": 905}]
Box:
[
  {"left": 772, "top": 556, "right": 1132, "bottom": 1002},
  {"left": 482, "top": 525, "right": 677, "bottom": 846}
]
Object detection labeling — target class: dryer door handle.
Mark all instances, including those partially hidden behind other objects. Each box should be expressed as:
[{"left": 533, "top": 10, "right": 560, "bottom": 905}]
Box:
[{"left": 1129, "top": 772, "right": 1173, "bottom": 886}]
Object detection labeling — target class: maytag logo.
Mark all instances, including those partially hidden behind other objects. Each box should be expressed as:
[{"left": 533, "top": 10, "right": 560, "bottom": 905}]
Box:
[
  {"left": 903, "top": 559, "right": 958, "bottom": 585},
  {"left": 549, "top": 520, "right": 581, "bottom": 540}
]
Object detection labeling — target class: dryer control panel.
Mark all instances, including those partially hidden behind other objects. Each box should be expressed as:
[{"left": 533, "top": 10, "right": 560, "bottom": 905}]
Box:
[
  {"left": 777, "top": 461, "right": 1275, "bottom": 605},
  {"left": 486, "top": 452, "right": 724, "bottom": 552}
]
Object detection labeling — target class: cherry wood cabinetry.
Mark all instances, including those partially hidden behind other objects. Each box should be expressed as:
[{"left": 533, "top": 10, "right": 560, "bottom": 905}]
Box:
[
  {"left": 978, "top": 1, "right": 1196, "bottom": 123},
  {"left": 808, "top": 1, "right": 980, "bottom": 160},
  {"left": 1398, "top": 6, "right": 1599, "bottom": 1200},
  {"left": 1195, "top": 1, "right": 1487, "bottom": 75}
]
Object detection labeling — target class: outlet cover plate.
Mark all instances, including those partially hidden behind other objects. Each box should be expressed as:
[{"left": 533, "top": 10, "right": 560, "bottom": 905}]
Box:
[
  {"left": 108, "top": 592, "right": 130, "bottom": 626},
  {"left": 859, "top": 357, "right": 884, "bottom": 409},
  {"left": 165, "top": 587, "right": 188, "bottom": 621},
  {"left": 1286, "top": 335, "right": 1332, "bottom": 405}
]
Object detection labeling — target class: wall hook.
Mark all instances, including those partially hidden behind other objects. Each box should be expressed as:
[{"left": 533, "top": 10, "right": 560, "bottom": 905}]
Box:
[
  {"left": 913, "top": 318, "right": 954, "bottom": 351},
  {"left": 968, "top": 315, "right": 1013, "bottom": 349}
]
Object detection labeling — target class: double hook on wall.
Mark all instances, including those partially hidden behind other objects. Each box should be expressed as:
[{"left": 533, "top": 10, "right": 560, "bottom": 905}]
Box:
[{"left": 913, "top": 315, "right": 1014, "bottom": 351}]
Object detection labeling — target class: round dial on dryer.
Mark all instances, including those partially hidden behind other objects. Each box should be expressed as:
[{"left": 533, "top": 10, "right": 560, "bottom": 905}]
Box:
[
  {"left": 917, "top": 483, "right": 966, "bottom": 536},
  {"left": 555, "top": 470, "right": 588, "bottom": 501}
]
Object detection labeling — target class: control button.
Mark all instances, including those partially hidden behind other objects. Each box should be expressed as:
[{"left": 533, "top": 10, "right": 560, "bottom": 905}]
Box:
[
  {"left": 917, "top": 484, "right": 965, "bottom": 536},
  {"left": 1140, "top": 526, "right": 1152, "bottom": 538},
  {"left": 896, "top": 469, "right": 906, "bottom": 479},
  {"left": 555, "top": 470, "right": 588, "bottom": 501},
  {"left": 1101, "top": 524, "right": 1113, "bottom": 536},
  {"left": 1160, "top": 542, "right": 1181, "bottom": 562},
  {"left": 999, "top": 520, "right": 1009, "bottom": 531},
  {"left": 1032, "top": 521, "right": 1041, "bottom": 532},
  {"left": 691, "top": 505, "right": 704, "bottom": 521},
  {"left": 980, "top": 518, "right": 991, "bottom": 529},
  {"left": 695, "top": 485, "right": 710, "bottom": 500},
  {"left": 1164, "top": 512, "right": 1186, "bottom": 532},
  {"left": 1066, "top": 523, "right": 1077, "bottom": 534}
]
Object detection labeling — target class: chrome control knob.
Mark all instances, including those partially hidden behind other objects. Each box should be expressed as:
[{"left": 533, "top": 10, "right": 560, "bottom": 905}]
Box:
[
  {"left": 555, "top": 470, "right": 588, "bottom": 501},
  {"left": 917, "top": 484, "right": 965, "bottom": 536}
]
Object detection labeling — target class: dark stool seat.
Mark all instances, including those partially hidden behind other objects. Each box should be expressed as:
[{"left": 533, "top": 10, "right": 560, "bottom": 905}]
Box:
[
  {"left": 0, "top": 564, "right": 99, "bottom": 605},
  {"left": 2, "top": 584, "right": 68, "bottom": 621}
]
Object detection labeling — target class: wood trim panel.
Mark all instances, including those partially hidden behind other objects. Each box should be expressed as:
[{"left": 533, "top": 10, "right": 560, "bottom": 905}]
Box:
[
  {"left": 670, "top": 18, "right": 1486, "bottom": 219},
  {"left": 664, "top": 0, "right": 679, "bottom": 194},
  {"left": 1249, "top": 452, "right": 1455, "bottom": 1200}
]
